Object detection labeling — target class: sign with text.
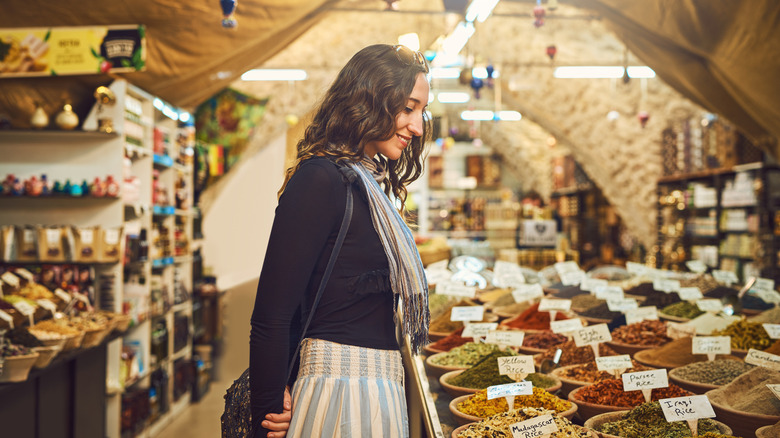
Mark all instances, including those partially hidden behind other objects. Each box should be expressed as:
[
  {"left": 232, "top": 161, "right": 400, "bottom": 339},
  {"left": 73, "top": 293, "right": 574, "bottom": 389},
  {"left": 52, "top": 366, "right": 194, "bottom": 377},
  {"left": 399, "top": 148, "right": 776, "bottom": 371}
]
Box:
[
  {"left": 554, "top": 261, "right": 580, "bottom": 275},
  {"left": 745, "top": 349, "right": 780, "bottom": 371},
  {"left": 509, "top": 414, "right": 558, "bottom": 438},
  {"left": 763, "top": 324, "right": 780, "bottom": 339},
  {"left": 622, "top": 368, "right": 669, "bottom": 402},
  {"left": 712, "top": 270, "right": 738, "bottom": 286},
  {"left": 486, "top": 330, "right": 525, "bottom": 348},
  {"left": 625, "top": 306, "right": 659, "bottom": 325},
  {"left": 653, "top": 279, "right": 681, "bottom": 293},
  {"left": 573, "top": 324, "right": 612, "bottom": 347},
  {"left": 580, "top": 278, "right": 608, "bottom": 292},
  {"left": 550, "top": 318, "right": 583, "bottom": 334},
  {"left": 685, "top": 260, "right": 708, "bottom": 274},
  {"left": 12, "top": 300, "right": 35, "bottom": 316},
  {"left": 487, "top": 381, "right": 533, "bottom": 400},
  {"left": 607, "top": 298, "right": 639, "bottom": 313},
  {"left": 495, "top": 273, "right": 527, "bottom": 289},
  {"left": 36, "top": 299, "right": 57, "bottom": 313},
  {"left": 659, "top": 395, "right": 716, "bottom": 422},
  {"left": 494, "top": 261, "right": 522, "bottom": 275},
  {"left": 768, "top": 384, "right": 780, "bottom": 401},
  {"left": 462, "top": 322, "right": 498, "bottom": 339},
  {"left": 0, "top": 309, "right": 13, "bottom": 328},
  {"left": 538, "top": 298, "right": 572, "bottom": 313},
  {"left": 14, "top": 268, "right": 34, "bottom": 282},
  {"left": 437, "top": 281, "right": 476, "bottom": 298},
  {"left": 678, "top": 287, "right": 704, "bottom": 301},
  {"left": 626, "top": 262, "right": 648, "bottom": 276},
  {"left": 692, "top": 336, "right": 731, "bottom": 361},
  {"left": 560, "top": 270, "right": 586, "bottom": 286},
  {"left": 519, "top": 220, "right": 557, "bottom": 247},
  {"left": 696, "top": 299, "right": 724, "bottom": 313},
  {"left": 596, "top": 355, "right": 633, "bottom": 372},
  {"left": 450, "top": 306, "right": 484, "bottom": 322},
  {"left": 595, "top": 286, "right": 624, "bottom": 301},
  {"left": 54, "top": 288, "right": 71, "bottom": 303},
  {"left": 751, "top": 278, "right": 780, "bottom": 304},
  {"left": 0, "top": 272, "right": 19, "bottom": 289},
  {"left": 512, "top": 284, "right": 544, "bottom": 303},
  {"left": 425, "top": 268, "right": 452, "bottom": 285},
  {"left": 497, "top": 356, "right": 536, "bottom": 377}
]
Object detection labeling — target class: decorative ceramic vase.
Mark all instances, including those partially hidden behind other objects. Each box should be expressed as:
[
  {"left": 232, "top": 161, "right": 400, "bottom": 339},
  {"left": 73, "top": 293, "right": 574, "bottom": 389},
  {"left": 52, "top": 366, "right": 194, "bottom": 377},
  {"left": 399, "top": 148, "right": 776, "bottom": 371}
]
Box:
[
  {"left": 55, "top": 103, "right": 79, "bottom": 130},
  {"left": 30, "top": 104, "right": 49, "bottom": 129}
]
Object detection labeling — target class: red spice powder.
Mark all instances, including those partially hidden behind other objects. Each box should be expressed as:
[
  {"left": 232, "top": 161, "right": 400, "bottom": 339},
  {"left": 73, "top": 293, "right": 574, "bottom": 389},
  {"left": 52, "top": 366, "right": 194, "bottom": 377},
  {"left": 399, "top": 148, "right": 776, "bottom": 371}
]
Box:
[
  {"left": 573, "top": 378, "right": 692, "bottom": 408},
  {"left": 503, "top": 302, "right": 571, "bottom": 330},
  {"left": 428, "top": 327, "right": 473, "bottom": 352}
]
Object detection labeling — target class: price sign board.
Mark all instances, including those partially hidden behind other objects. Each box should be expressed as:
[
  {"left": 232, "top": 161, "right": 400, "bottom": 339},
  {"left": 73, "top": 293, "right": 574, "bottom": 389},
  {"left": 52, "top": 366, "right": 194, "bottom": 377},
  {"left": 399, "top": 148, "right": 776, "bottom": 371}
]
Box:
[
  {"left": 54, "top": 288, "right": 71, "bottom": 303},
  {"left": 696, "top": 299, "right": 724, "bottom": 313},
  {"left": 12, "top": 300, "right": 36, "bottom": 316},
  {"left": 495, "top": 273, "right": 527, "bottom": 289},
  {"left": 626, "top": 262, "right": 648, "bottom": 276},
  {"left": 763, "top": 324, "right": 780, "bottom": 339},
  {"left": 580, "top": 278, "right": 608, "bottom": 292},
  {"left": 0, "top": 309, "right": 13, "bottom": 328},
  {"left": 14, "top": 268, "right": 35, "bottom": 282},
  {"left": 573, "top": 324, "right": 612, "bottom": 347},
  {"left": 487, "top": 381, "right": 533, "bottom": 400},
  {"left": 426, "top": 269, "right": 452, "bottom": 286},
  {"left": 36, "top": 299, "right": 57, "bottom": 313},
  {"left": 596, "top": 355, "right": 632, "bottom": 372},
  {"left": 685, "top": 260, "right": 708, "bottom": 274},
  {"left": 745, "top": 349, "right": 780, "bottom": 371},
  {"left": 678, "top": 287, "right": 703, "bottom": 301},
  {"left": 692, "top": 336, "right": 731, "bottom": 361},
  {"left": 712, "top": 270, "right": 738, "bottom": 286},
  {"left": 512, "top": 284, "right": 544, "bottom": 303},
  {"left": 538, "top": 298, "right": 572, "bottom": 312},
  {"left": 560, "top": 270, "right": 585, "bottom": 286},
  {"left": 653, "top": 279, "right": 681, "bottom": 293},
  {"left": 485, "top": 330, "right": 525, "bottom": 348},
  {"left": 509, "top": 414, "right": 558, "bottom": 438},
  {"left": 437, "top": 281, "right": 476, "bottom": 298},
  {"left": 462, "top": 323, "right": 498, "bottom": 339},
  {"left": 768, "top": 384, "right": 780, "bottom": 401},
  {"left": 450, "top": 306, "right": 484, "bottom": 322},
  {"left": 497, "top": 356, "right": 536, "bottom": 377},
  {"left": 550, "top": 318, "right": 583, "bottom": 334},
  {"left": 622, "top": 369, "right": 669, "bottom": 403},
  {"left": 595, "top": 286, "right": 624, "bottom": 301},
  {"left": 607, "top": 298, "right": 639, "bottom": 313},
  {"left": 625, "top": 306, "right": 659, "bottom": 325},
  {"left": 659, "top": 395, "right": 716, "bottom": 422},
  {"left": 0, "top": 272, "right": 20, "bottom": 289},
  {"left": 554, "top": 261, "right": 580, "bottom": 275}
]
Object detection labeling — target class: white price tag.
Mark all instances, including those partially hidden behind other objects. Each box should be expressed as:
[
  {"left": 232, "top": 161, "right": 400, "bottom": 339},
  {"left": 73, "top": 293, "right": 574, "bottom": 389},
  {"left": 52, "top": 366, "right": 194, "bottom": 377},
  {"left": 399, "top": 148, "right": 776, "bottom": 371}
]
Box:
[
  {"left": 653, "top": 279, "right": 681, "bottom": 293},
  {"left": 12, "top": 300, "right": 36, "bottom": 316},
  {"left": 495, "top": 273, "right": 526, "bottom": 289},
  {"left": 54, "top": 288, "right": 72, "bottom": 303},
  {"left": 596, "top": 355, "right": 633, "bottom": 372},
  {"left": 80, "top": 229, "right": 94, "bottom": 244},
  {"left": 426, "top": 269, "right": 453, "bottom": 286},
  {"left": 696, "top": 299, "right": 724, "bottom": 313},
  {"left": 751, "top": 278, "right": 775, "bottom": 294},
  {"left": 659, "top": 395, "right": 716, "bottom": 422},
  {"left": 580, "top": 278, "right": 608, "bottom": 292},
  {"left": 494, "top": 261, "right": 522, "bottom": 275},
  {"left": 450, "top": 306, "right": 484, "bottom": 322},
  {"left": 1, "top": 272, "right": 20, "bottom": 289},
  {"left": 622, "top": 369, "right": 669, "bottom": 391},
  {"left": 497, "top": 356, "right": 536, "bottom": 376},
  {"left": 625, "top": 306, "right": 659, "bottom": 325},
  {"left": 560, "top": 270, "right": 585, "bottom": 286},
  {"left": 550, "top": 318, "right": 583, "bottom": 334},
  {"left": 487, "top": 381, "right": 533, "bottom": 400},
  {"left": 712, "top": 270, "right": 738, "bottom": 286},
  {"left": 685, "top": 260, "right": 708, "bottom": 274},
  {"left": 607, "top": 298, "right": 639, "bottom": 313},
  {"left": 754, "top": 288, "right": 780, "bottom": 305},
  {"left": 763, "top": 324, "right": 780, "bottom": 339},
  {"left": 745, "top": 349, "right": 780, "bottom": 371},
  {"left": 554, "top": 261, "right": 580, "bottom": 275},
  {"left": 462, "top": 322, "right": 498, "bottom": 338},
  {"left": 512, "top": 284, "right": 544, "bottom": 303},
  {"left": 538, "top": 298, "right": 572, "bottom": 312},
  {"left": 437, "top": 281, "right": 477, "bottom": 298},
  {"left": 679, "top": 287, "right": 703, "bottom": 301},
  {"left": 626, "top": 262, "right": 648, "bottom": 276},
  {"left": 36, "top": 299, "right": 57, "bottom": 313},
  {"left": 486, "top": 330, "right": 525, "bottom": 348},
  {"left": 0, "top": 309, "right": 14, "bottom": 328},
  {"left": 595, "top": 286, "right": 624, "bottom": 300},
  {"left": 14, "top": 268, "right": 35, "bottom": 282},
  {"left": 509, "top": 414, "right": 558, "bottom": 438},
  {"left": 692, "top": 336, "right": 731, "bottom": 360},
  {"left": 768, "top": 384, "right": 780, "bottom": 401},
  {"left": 573, "top": 324, "right": 612, "bottom": 347}
]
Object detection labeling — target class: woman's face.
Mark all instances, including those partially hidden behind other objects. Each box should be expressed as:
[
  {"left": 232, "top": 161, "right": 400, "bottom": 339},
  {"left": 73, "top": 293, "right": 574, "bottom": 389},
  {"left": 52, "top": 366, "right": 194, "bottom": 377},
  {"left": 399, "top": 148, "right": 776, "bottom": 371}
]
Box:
[{"left": 365, "top": 72, "right": 429, "bottom": 160}]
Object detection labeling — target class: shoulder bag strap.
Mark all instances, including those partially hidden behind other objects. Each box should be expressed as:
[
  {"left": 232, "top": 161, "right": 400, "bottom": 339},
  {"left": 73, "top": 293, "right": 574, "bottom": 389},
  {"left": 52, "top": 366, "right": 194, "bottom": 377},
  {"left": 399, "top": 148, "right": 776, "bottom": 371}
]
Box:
[{"left": 285, "top": 176, "right": 354, "bottom": 382}]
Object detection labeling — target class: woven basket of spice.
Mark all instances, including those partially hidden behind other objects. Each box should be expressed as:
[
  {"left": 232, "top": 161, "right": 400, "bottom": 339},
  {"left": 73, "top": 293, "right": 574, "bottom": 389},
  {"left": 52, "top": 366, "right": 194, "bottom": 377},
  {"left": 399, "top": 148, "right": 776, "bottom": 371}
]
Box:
[
  {"left": 449, "top": 388, "right": 577, "bottom": 426},
  {"left": 551, "top": 361, "right": 653, "bottom": 398},
  {"left": 706, "top": 367, "right": 780, "bottom": 437},
  {"left": 583, "top": 404, "right": 733, "bottom": 438},
  {"left": 668, "top": 359, "right": 755, "bottom": 395},
  {"left": 451, "top": 407, "right": 596, "bottom": 438}
]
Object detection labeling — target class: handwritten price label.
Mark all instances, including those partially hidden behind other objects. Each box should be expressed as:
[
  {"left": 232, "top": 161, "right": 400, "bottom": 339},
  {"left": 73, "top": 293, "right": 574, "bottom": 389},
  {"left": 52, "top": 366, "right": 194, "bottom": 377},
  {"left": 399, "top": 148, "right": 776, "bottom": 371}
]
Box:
[
  {"left": 560, "top": 270, "right": 586, "bottom": 286},
  {"left": 554, "top": 261, "right": 580, "bottom": 275},
  {"left": 622, "top": 369, "right": 669, "bottom": 395},
  {"left": 462, "top": 322, "right": 498, "bottom": 339},
  {"left": 625, "top": 306, "right": 659, "bottom": 325},
  {"left": 12, "top": 300, "right": 36, "bottom": 316},
  {"left": 596, "top": 355, "right": 633, "bottom": 372},
  {"left": 494, "top": 261, "right": 523, "bottom": 275},
  {"left": 696, "top": 299, "right": 724, "bottom": 313},
  {"left": 54, "top": 288, "right": 72, "bottom": 303},
  {"left": 495, "top": 273, "right": 527, "bottom": 289},
  {"left": 768, "top": 384, "right": 780, "bottom": 401},
  {"left": 509, "top": 414, "right": 558, "bottom": 438},
  {"left": 550, "top": 318, "right": 583, "bottom": 334},
  {"left": 573, "top": 324, "right": 612, "bottom": 347},
  {"left": 0, "top": 309, "right": 14, "bottom": 328},
  {"left": 450, "top": 306, "right": 484, "bottom": 322},
  {"left": 487, "top": 381, "right": 533, "bottom": 400},
  {"left": 486, "top": 330, "right": 525, "bottom": 348},
  {"left": 437, "top": 281, "right": 476, "bottom": 298},
  {"left": 692, "top": 336, "right": 731, "bottom": 361},
  {"left": 426, "top": 269, "right": 452, "bottom": 285},
  {"left": 607, "top": 298, "right": 639, "bottom": 313},
  {"left": 580, "top": 278, "right": 608, "bottom": 292},
  {"left": 0, "top": 272, "right": 20, "bottom": 289},
  {"left": 685, "top": 260, "right": 708, "bottom": 274},
  {"left": 14, "top": 268, "right": 35, "bottom": 282},
  {"left": 36, "top": 299, "right": 57, "bottom": 313},
  {"left": 712, "top": 270, "right": 738, "bottom": 286},
  {"left": 538, "top": 298, "right": 572, "bottom": 312},
  {"left": 512, "top": 284, "right": 544, "bottom": 303},
  {"left": 626, "top": 262, "right": 648, "bottom": 276},
  {"left": 653, "top": 279, "right": 681, "bottom": 293},
  {"left": 745, "top": 349, "right": 780, "bottom": 371},
  {"left": 763, "top": 324, "right": 780, "bottom": 339},
  {"left": 497, "top": 356, "right": 536, "bottom": 376},
  {"left": 659, "top": 395, "right": 715, "bottom": 422},
  {"left": 678, "top": 287, "right": 703, "bottom": 301},
  {"left": 595, "top": 286, "right": 624, "bottom": 300}
]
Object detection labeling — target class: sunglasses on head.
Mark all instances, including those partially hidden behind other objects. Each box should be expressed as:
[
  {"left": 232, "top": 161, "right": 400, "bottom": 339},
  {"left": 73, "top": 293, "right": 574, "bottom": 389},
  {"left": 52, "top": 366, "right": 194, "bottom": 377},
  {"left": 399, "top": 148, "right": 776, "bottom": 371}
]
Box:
[{"left": 392, "top": 45, "right": 429, "bottom": 73}]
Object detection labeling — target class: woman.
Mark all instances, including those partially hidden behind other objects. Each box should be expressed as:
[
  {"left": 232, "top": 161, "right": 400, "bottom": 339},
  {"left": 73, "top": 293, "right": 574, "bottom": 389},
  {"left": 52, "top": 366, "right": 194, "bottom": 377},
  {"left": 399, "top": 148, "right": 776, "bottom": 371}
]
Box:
[{"left": 250, "top": 44, "right": 431, "bottom": 438}]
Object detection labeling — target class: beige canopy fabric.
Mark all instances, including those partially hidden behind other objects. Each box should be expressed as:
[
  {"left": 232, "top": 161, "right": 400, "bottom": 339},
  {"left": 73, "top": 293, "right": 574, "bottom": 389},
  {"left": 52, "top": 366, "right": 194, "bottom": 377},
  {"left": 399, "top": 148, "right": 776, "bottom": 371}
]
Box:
[
  {"left": 572, "top": 0, "right": 780, "bottom": 158},
  {"left": 0, "top": 0, "right": 337, "bottom": 126}
]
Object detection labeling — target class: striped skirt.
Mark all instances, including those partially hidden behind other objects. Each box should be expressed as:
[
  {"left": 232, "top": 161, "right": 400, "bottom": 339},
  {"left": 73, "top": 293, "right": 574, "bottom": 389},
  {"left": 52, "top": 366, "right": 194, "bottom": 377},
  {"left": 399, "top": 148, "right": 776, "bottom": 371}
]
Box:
[{"left": 288, "top": 338, "right": 408, "bottom": 438}]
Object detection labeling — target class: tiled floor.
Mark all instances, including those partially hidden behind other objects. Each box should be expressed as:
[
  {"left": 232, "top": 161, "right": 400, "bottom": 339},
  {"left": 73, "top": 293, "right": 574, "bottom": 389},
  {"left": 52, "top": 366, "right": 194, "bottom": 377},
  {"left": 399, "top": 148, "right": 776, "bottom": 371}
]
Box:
[{"left": 155, "top": 279, "right": 257, "bottom": 438}]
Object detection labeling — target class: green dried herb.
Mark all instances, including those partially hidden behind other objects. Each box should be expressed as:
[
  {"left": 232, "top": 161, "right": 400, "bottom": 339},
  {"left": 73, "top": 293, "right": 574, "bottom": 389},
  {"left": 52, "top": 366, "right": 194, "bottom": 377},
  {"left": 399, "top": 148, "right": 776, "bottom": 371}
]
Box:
[
  {"left": 429, "top": 342, "right": 500, "bottom": 367},
  {"left": 599, "top": 402, "right": 735, "bottom": 438},
  {"left": 447, "top": 350, "right": 556, "bottom": 390}
]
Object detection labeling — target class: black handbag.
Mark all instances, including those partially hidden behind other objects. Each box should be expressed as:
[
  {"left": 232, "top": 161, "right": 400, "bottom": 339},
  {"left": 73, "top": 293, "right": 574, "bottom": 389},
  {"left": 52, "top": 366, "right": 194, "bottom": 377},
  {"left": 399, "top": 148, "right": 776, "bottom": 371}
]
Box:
[{"left": 221, "top": 166, "right": 355, "bottom": 438}]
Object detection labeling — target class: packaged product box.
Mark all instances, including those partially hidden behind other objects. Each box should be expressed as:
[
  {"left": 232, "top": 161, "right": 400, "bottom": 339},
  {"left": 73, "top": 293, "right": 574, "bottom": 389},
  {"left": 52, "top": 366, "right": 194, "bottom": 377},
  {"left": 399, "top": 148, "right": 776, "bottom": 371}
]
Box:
[
  {"left": 37, "top": 226, "right": 68, "bottom": 262},
  {"left": 100, "top": 226, "right": 124, "bottom": 263},
  {"left": 72, "top": 226, "right": 101, "bottom": 263},
  {"left": 15, "top": 225, "right": 38, "bottom": 262}
]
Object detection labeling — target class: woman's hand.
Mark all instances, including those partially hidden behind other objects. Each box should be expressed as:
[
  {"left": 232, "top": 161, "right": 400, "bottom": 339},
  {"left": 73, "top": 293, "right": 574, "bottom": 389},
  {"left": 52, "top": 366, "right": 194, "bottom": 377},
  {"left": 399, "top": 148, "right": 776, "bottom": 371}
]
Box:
[{"left": 263, "top": 386, "right": 292, "bottom": 438}]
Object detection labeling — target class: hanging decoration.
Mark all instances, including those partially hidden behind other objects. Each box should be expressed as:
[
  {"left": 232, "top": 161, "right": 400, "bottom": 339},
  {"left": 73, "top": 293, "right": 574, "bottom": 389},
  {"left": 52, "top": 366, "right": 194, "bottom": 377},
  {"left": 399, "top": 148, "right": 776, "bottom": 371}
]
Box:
[
  {"left": 546, "top": 45, "right": 557, "bottom": 60},
  {"left": 637, "top": 111, "right": 650, "bottom": 128},
  {"left": 220, "top": 0, "right": 238, "bottom": 28},
  {"left": 383, "top": 0, "right": 400, "bottom": 10},
  {"left": 485, "top": 64, "right": 495, "bottom": 88},
  {"left": 470, "top": 77, "right": 484, "bottom": 99},
  {"left": 533, "top": 2, "right": 546, "bottom": 28}
]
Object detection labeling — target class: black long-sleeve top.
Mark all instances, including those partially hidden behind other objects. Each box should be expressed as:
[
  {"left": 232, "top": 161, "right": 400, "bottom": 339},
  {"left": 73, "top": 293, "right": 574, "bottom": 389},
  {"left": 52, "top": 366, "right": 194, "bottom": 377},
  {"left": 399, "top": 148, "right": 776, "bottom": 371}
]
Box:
[{"left": 249, "top": 157, "right": 398, "bottom": 437}]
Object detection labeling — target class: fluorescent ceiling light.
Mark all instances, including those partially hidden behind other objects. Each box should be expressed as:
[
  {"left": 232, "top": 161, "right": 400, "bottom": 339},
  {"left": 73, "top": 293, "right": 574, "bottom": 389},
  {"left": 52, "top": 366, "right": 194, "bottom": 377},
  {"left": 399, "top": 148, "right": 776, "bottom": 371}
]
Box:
[
  {"left": 472, "top": 67, "right": 500, "bottom": 79},
  {"left": 465, "top": 0, "right": 500, "bottom": 23},
  {"left": 553, "top": 66, "right": 656, "bottom": 79},
  {"left": 179, "top": 112, "right": 191, "bottom": 123},
  {"left": 442, "top": 22, "right": 475, "bottom": 56},
  {"left": 461, "top": 110, "right": 495, "bottom": 121},
  {"left": 497, "top": 110, "right": 521, "bottom": 121},
  {"left": 430, "top": 67, "right": 462, "bottom": 79},
  {"left": 398, "top": 33, "right": 420, "bottom": 51},
  {"left": 241, "top": 69, "right": 308, "bottom": 81},
  {"left": 437, "top": 92, "right": 470, "bottom": 103}
]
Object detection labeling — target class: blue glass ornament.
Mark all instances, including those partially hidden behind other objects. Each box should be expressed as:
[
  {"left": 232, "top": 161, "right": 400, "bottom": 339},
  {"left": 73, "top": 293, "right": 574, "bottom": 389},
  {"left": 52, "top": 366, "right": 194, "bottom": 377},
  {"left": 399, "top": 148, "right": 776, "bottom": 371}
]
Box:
[
  {"left": 485, "top": 65, "right": 494, "bottom": 78},
  {"left": 221, "top": 0, "right": 238, "bottom": 28},
  {"left": 470, "top": 77, "right": 484, "bottom": 99}
]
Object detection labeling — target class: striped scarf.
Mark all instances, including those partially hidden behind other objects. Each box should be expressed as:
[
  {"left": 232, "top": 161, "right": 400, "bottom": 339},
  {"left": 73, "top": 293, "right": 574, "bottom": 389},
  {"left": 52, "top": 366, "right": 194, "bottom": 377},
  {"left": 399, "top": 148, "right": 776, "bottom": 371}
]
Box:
[{"left": 348, "top": 157, "right": 429, "bottom": 353}]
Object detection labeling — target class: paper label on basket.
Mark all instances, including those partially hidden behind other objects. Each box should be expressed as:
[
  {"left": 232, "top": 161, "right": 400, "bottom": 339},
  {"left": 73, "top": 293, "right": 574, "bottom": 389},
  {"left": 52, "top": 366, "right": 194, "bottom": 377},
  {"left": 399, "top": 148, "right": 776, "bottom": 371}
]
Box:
[
  {"left": 462, "top": 323, "right": 498, "bottom": 338},
  {"left": 495, "top": 273, "right": 526, "bottom": 289},
  {"left": 426, "top": 269, "right": 453, "bottom": 286},
  {"left": 745, "top": 349, "right": 780, "bottom": 371},
  {"left": 767, "top": 384, "right": 780, "bottom": 401},
  {"left": 692, "top": 336, "right": 731, "bottom": 357},
  {"left": 55, "top": 288, "right": 71, "bottom": 303},
  {"left": 560, "top": 270, "right": 586, "bottom": 286},
  {"left": 712, "top": 270, "right": 738, "bottom": 286},
  {"left": 0, "top": 309, "right": 13, "bottom": 327},
  {"left": 763, "top": 324, "right": 780, "bottom": 339},
  {"left": 1, "top": 272, "right": 20, "bottom": 289},
  {"left": 666, "top": 322, "right": 697, "bottom": 339},
  {"left": 580, "top": 278, "right": 608, "bottom": 292},
  {"left": 653, "top": 279, "right": 681, "bottom": 293},
  {"left": 488, "top": 381, "right": 533, "bottom": 400},
  {"left": 679, "top": 287, "right": 704, "bottom": 301},
  {"left": 494, "top": 261, "right": 522, "bottom": 275},
  {"left": 14, "top": 268, "right": 35, "bottom": 282},
  {"left": 754, "top": 288, "right": 780, "bottom": 305},
  {"left": 626, "top": 262, "right": 648, "bottom": 276},
  {"left": 554, "top": 261, "right": 580, "bottom": 275},
  {"left": 538, "top": 298, "right": 571, "bottom": 312},
  {"left": 750, "top": 278, "right": 780, "bottom": 304},
  {"left": 550, "top": 318, "right": 583, "bottom": 334},
  {"left": 80, "top": 229, "right": 94, "bottom": 244},
  {"left": 607, "top": 298, "right": 639, "bottom": 313},
  {"left": 437, "top": 281, "right": 476, "bottom": 298},
  {"left": 486, "top": 330, "right": 525, "bottom": 348},
  {"left": 622, "top": 369, "right": 669, "bottom": 391},
  {"left": 36, "top": 299, "right": 57, "bottom": 313},
  {"left": 46, "top": 228, "right": 61, "bottom": 244},
  {"left": 13, "top": 300, "right": 36, "bottom": 316},
  {"left": 497, "top": 356, "right": 536, "bottom": 376},
  {"left": 512, "top": 284, "right": 544, "bottom": 303},
  {"left": 659, "top": 395, "right": 716, "bottom": 423},
  {"left": 23, "top": 228, "right": 35, "bottom": 243},
  {"left": 509, "top": 414, "right": 558, "bottom": 438},
  {"left": 596, "top": 355, "right": 632, "bottom": 372},
  {"left": 625, "top": 306, "right": 659, "bottom": 325},
  {"left": 595, "top": 286, "right": 624, "bottom": 300},
  {"left": 685, "top": 260, "right": 708, "bottom": 274},
  {"left": 105, "top": 229, "right": 121, "bottom": 245},
  {"left": 696, "top": 299, "right": 724, "bottom": 313},
  {"left": 450, "top": 306, "right": 484, "bottom": 322},
  {"left": 573, "top": 324, "right": 612, "bottom": 347}
]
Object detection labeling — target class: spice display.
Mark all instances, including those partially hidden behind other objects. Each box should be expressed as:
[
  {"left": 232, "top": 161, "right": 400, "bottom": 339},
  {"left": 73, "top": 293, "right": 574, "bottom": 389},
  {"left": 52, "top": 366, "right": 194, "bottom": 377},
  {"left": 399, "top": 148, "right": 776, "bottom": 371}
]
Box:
[
  {"left": 681, "top": 313, "right": 741, "bottom": 335},
  {"left": 447, "top": 350, "right": 518, "bottom": 388},
  {"left": 703, "top": 285, "right": 742, "bottom": 299},
  {"left": 680, "top": 275, "right": 720, "bottom": 294},
  {"left": 477, "top": 288, "right": 512, "bottom": 304},
  {"left": 1, "top": 341, "right": 32, "bottom": 357},
  {"left": 5, "top": 327, "right": 43, "bottom": 347},
  {"left": 598, "top": 401, "right": 735, "bottom": 438},
  {"left": 16, "top": 282, "right": 55, "bottom": 300},
  {"left": 457, "top": 387, "right": 572, "bottom": 418},
  {"left": 557, "top": 360, "right": 651, "bottom": 383},
  {"left": 551, "top": 286, "right": 587, "bottom": 299},
  {"left": 429, "top": 342, "right": 500, "bottom": 367},
  {"left": 573, "top": 378, "right": 691, "bottom": 407},
  {"left": 570, "top": 294, "right": 604, "bottom": 311},
  {"left": 523, "top": 332, "right": 568, "bottom": 350},
  {"left": 30, "top": 319, "right": 81, "bottom": 336},
  {"left": 492, "top": 301, "right": 533, "bottom": 317},
  {"left": 635, "top": 337, "right": 736, "bottom": 369},
  {"left": 502, "top": 302, "right": 571, "bottom": 330},
  {"left": 765, "top": 340, "right": 780, "bottom": 355},
  {"left": 457, "top": 407, "right": 590, "bottom": 438},
  {"left": 578, "top": 303, "right": 621, "bottom": 321},
  {"left": 537, "top": 340, "right": 619, "bottom": 367},
  {"left": 707, "top": 367, "right": 780, "bottom": 416},
  {"left": 428, "top": 293, "right": 459, "bottom": 319},
  {"left": 661, "top": 301, "right": 705, "bottom": 319},
  {"left": 486, "top": 291, "right": 520, "bottom": 309},
  {"left": 749, "top": 306, "right": 780, "bottom": 324},
  {"left": 429, "top": 299, "right": 481, "bottom": 333},
  {"left": 671, "top": 359, "right": 755, "bottom": 385},
  {"left": 626, "top": 282, "right": 684, "bottom": 308},
  {"left": 427, "top": 327, "right": 473, "bottom": 352},
  {"left": 611, "top": 320, "right": 671, "bottom": 346},
  {"left": 714, "top": 319, "right": 772, "bottom": 350}
]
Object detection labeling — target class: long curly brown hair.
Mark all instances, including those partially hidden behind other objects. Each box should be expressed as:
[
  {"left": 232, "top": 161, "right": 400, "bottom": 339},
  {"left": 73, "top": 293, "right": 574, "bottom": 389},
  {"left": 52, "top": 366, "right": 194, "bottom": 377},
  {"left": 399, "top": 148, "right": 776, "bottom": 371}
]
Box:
[{"left": 279, "top": 44, "right": 431, "bottom": 211}]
